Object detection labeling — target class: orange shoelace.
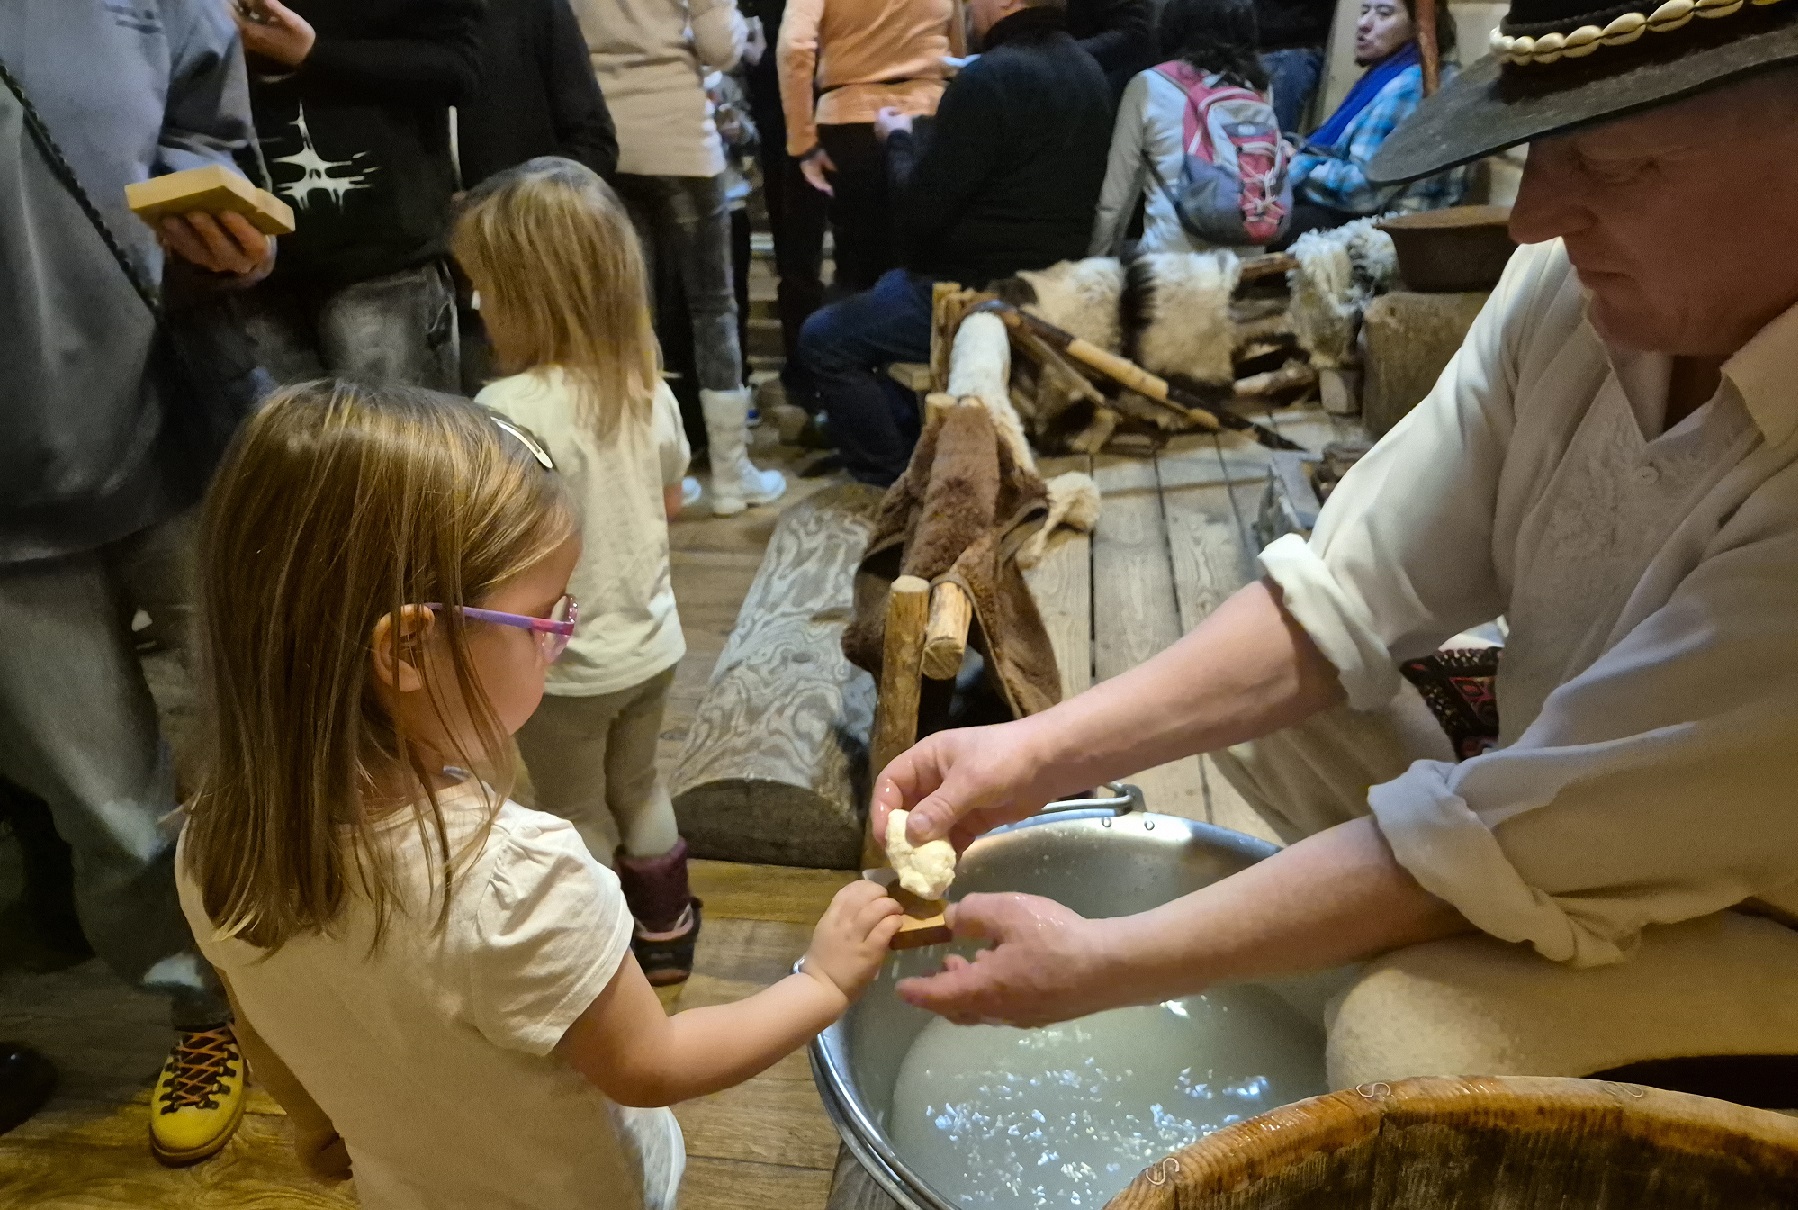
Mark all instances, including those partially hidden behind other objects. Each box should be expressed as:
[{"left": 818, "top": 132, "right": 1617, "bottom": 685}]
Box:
[{"left": 158, "top": 1026, "right": 238, "bottom": 1113}]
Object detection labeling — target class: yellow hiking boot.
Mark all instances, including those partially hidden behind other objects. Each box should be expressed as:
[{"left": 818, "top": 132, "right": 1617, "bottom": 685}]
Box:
[{"left": 149, "top": 1024, "right": 245, "bottom": 1166}]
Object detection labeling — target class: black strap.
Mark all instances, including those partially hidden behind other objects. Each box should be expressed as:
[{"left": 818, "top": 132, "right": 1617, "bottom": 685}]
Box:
[{"left": 0, "top": 53, "right": 162, "bottom": 316}]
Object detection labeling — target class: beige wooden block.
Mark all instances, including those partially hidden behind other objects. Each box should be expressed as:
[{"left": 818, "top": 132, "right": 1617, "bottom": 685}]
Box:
[{"left": 125, "top": 164, "right": 295, "bottom": 235}]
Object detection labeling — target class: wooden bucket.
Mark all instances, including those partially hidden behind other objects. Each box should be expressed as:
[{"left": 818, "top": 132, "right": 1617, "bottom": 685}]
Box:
[{"left": 1107, "top": 1076, "right": 1798, "bottom": 1209}]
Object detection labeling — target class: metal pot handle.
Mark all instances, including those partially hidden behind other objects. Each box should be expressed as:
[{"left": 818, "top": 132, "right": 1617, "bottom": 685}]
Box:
[{"left": 1036, "top": 782, "right": 1144, "bottom": 817}]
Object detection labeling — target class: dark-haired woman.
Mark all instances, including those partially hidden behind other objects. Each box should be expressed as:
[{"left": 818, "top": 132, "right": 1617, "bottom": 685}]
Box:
[{"left": 1089, "top": 0, "right": 1277, "bottom": 256}]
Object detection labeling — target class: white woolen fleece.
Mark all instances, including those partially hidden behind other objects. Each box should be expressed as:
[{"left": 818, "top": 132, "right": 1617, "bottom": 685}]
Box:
[
  {"left": 1015, "top": 257, "right": 1126, "bottom": 353},
  {"left": 1018, "top": 472, "right": 1101, "bottom": 568},
  {"left": 1130, "top": 251, "right": 1241, "bottom": 384},
  {"left": 1287, "top": 219, "right": 1398, "bottom": 368},
  {"left": 947, "top": 312, "right": 1036, "bottom": 473},
  {"left": 886, "top": 809, "right": 957, "bottom": 899}
]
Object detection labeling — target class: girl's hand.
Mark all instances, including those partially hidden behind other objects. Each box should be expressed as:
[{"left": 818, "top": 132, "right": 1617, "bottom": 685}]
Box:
[{"left": 801, "top": 881, "right": 904, "bottom": 1002}]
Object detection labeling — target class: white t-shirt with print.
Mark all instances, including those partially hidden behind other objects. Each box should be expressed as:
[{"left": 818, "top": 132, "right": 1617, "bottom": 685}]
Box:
[
  {"left": 177, "top": 786, "right": 683, "bottom": 1210},
  {"left": 477, "top": 369, "right": 690, "bottom": 697}
]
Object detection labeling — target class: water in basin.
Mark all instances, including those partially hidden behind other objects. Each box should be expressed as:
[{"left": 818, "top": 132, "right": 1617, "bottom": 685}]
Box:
[{"left": 888, "top": 986, "right": 1326, "bottom": 1209}]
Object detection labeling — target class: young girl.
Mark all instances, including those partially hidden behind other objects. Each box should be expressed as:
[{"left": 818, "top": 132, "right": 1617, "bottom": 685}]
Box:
[
  {"left": 452, "top": 158, "right": 708, "bottom": 984},
  {"left": 178, "top": 383, "right": 902, "bottom": 1208}
]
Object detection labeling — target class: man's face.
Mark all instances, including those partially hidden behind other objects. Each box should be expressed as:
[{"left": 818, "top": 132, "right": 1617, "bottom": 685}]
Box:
[
  {"left": 1355, "top": 0, "right": 1412, "bottom": 65},
  {"left": 1510, "top": 76, "right": 1798, "bottom": 357}
]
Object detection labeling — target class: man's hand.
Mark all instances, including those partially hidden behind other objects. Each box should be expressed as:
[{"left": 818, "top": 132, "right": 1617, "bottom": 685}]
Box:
[
  {"left": 744, "top": 16, "right": 768, "bottom": 67},
  {"left": 872, "top": 718, "right": 1056, "bottom": 853},
  {"left": 873, "top": 106, "right": 914, "bottom": 142},
  {"left": 234, "top": 0, "right": 316, "bottom": 67},
  {"left": 896, "top": 893, "right": 1130, "bottom": 1026},
  {"left": 159, "top": 211, "right": 275, "bottom": 284},
  {"left": 800, "top": 147, "right": 835, "bottom": 196}
]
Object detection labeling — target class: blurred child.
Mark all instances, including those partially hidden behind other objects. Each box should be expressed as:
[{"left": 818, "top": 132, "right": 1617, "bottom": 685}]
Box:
[
  {"left": 452, "top": 158, "right": 709, "bottom": 983},
  {"left": 178, "top": 383, "right": 902, "bottom": 1207}
]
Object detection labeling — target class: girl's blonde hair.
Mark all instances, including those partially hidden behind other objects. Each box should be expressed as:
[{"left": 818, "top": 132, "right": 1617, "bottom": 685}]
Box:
[
  {"left": 451, "top": 157, "right": 660, "bottom": 434},
  {"left": 183, "top": 381, "right": 575, "bottom": 951}
]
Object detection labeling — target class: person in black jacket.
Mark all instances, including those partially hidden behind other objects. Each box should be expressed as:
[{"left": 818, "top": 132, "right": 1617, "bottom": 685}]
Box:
[
  {"left": 796, "top": 0, "right": 1112, "bottom": 486},
  {"left": 1255, "top": 0, "right": 1334, "bottom": 131},
  {"left": 1066, "top": 0, "right": 1156, "bottom": 97},
  {"left": 233, "top": 0, "right": 481, "bottom": 391},
  {"left": 460, "top": 0, "right": 619, "bottom": 185}
]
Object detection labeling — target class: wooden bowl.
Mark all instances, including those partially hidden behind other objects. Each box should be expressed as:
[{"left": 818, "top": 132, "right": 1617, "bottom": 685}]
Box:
[
  {"left": 1377, "top": 205, "right": 1517, "bottom": 294},
  {"left": 1107, "top": 1075, "right": 1798, "bottom": 1209}
]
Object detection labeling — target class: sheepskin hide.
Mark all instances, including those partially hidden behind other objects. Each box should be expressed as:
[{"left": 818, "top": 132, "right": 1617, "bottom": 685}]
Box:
[
  {"left": 947, "top": 311, "right": 1035, "bottom": 474},
  {"left": 996, "top": 257, "right": 1126, "bottom": 353},
  {"left": 1122, "top": 250, "right": 1241, "bottom": 386},
  {"left": 1018, "top": 471, "right": 1100, "bottom": 568},
  {"left": 1288, "top": 218, "right": 1399, "bottom": 369},
  {"left": 843, "top": 404, "right": 1065, "bottom": 719}
]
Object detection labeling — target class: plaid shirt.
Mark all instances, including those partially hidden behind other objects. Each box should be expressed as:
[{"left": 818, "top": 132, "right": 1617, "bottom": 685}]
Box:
[{"left": 1292, "top": 62, "right": 1470, "bottom": 216}]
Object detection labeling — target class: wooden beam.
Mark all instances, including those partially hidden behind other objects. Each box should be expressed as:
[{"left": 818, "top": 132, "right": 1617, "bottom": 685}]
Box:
[
  {"left": 865, "top": 575, "right": 931, "bottom": 868},
  {"left": 921, "top": 581, "right": 973, "bottom": 681}
]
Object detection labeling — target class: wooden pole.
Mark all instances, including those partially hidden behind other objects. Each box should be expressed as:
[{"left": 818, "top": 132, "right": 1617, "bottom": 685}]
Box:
[
  {"left": 1416, "top": 0, "right": 1442, "bottom": 96},
  {"left": 1237, "top": 251, "right": 1299, "bottom": 282},
  {"left": 865, "top": 575, "right": 931, "bottom": 869},
  {"left": 921, "top": 581, "right": 973, "bottom": 681}
]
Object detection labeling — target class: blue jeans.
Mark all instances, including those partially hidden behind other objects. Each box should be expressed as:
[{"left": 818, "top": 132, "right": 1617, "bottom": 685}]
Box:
[
  {"left": 1261, "top": 47, "right": 1325, "bottom": 135},
  {"left": 799, "top": 269, "right": 935, "bottom": 486}
]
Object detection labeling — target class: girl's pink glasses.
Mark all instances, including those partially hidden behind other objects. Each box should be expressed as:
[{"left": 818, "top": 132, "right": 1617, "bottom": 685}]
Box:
[{"left": 425, "top": 594, "right": 579, "bottom": 662}]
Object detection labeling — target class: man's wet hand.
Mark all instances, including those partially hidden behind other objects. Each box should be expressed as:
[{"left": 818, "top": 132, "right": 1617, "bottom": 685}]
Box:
[{"left": 895, "top": 893, "right": 1126, "bottom": 1027}]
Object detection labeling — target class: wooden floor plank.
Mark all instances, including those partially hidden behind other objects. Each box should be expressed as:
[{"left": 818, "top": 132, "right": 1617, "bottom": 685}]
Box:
[
  {"left": 689, "top": 860, "right": 858, "bottom": 926},
  {"left": 1024, "top": 454, "right": 1094, "bottom": 703},
  {"left": 675, "top": 1074, "right": 843, "bottom": 1171},
  {"left": 680, "top": 1156, "right": 835, "bottom": 1210},
  {"left": 1090, "top": 455, "right": 1208, "bottom": 820}
]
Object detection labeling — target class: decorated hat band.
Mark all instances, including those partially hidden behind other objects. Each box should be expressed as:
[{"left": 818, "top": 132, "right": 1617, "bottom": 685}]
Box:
[{"left": 1491, "top": 0, "right": 1789, "bottom": 64}]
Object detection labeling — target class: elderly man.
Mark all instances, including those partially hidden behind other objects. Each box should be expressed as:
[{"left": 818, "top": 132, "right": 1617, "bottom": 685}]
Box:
[{"left": 877, "top": 4, "right": 1798, "bottom": 1092}]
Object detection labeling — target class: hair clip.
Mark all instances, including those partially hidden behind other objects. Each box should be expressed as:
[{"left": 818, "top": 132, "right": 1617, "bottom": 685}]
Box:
[{"left": 490, "top": 415, "right": 556, "bottom": 470}]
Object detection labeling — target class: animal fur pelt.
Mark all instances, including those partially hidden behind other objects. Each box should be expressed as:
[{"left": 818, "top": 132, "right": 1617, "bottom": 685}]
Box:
[
  {"left": 1122, "top": 250, "right": 1241, "bottom": 387},
  {"left": 946, "top": 311, "right": 1035, "bottom": 474},
  {"left": 843, "top": 404, "right": 1067, "bottom": 720},
  {"left": 1018, "top": 472, "right": 1100, "bottom": 568},
  {"left": 1287, "top": 218, "right": 1399, "bottom": 369},
  {"left": 993, "top": 257, "right": 1126, "bottom": 353}
]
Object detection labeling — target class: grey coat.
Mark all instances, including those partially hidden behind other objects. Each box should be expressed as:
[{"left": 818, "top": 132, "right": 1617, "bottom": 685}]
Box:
[{"left": 0, "top": 0, "right": 253, "bottom": 565}]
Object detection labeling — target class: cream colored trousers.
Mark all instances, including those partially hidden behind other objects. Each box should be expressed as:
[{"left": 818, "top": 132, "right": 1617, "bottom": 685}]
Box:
[
  {"left": 514, "top": 668, "right": 682, "bottom": 865},
  {"left": 1212, "top": 696, "right": 1798, "bottom": 1095}
]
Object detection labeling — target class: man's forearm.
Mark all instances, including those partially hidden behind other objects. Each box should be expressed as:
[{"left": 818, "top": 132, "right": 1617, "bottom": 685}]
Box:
[
  {"left": 1019, "top": 580, "right": 1346, "bottom": 799},
  {"left": 1102, "top": 818, "right": 1470, "bottom": 1003}
]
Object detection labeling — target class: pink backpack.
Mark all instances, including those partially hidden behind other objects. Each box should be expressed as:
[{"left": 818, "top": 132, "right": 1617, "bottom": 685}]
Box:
[{"left": 1147, "top": 61, "right": 1293, "bottom": 246}]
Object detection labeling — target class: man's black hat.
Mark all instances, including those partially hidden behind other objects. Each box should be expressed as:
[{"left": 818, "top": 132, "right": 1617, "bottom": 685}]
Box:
[{"left": 1368, "top": 0, "right": 1798, "bottom": 183}]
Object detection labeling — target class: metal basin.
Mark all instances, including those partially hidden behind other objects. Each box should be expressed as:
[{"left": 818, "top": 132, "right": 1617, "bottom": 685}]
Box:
[{"left": 811, "top": 789, "right": 1337, "bottom": 1210}]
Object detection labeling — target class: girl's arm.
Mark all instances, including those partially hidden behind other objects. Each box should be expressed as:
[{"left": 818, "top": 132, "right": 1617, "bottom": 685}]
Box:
[
  {"left": 556, "top": 881, "right": 902, "bottom": 1106},
  {"left": 664, "top": 483, "right": 685, "bottom": 519}
]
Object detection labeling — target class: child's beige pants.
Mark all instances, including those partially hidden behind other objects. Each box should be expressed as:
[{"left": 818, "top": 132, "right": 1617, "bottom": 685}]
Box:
[{"left": 514, "top": 668, "right": 682, "bottom": 865}]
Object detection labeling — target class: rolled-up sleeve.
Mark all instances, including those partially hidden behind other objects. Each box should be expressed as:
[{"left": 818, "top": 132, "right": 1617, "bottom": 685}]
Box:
[
  {"left": 1259, "top": 244, "right": 1542, "bottom": 710},
  {"left": 1371, "top": 518, "right": 1798, "bottom": 966}
]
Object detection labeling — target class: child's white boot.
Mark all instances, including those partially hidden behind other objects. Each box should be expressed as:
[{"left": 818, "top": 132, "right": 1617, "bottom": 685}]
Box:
[{"left": 700, "top": 387, "right": 786, "bottom": 517}]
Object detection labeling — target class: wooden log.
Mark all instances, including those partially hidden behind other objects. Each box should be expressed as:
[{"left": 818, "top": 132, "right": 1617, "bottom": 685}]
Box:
[
  {"left": 1237, "top": 252, "right": 1298, "bottom": 282},
  {"left": 865, "top": 575, "right": 931, "bottom": 868},
  {"left": 921, "top": 581, "right": 973, "bottom": 681},
  {"left": 1417, "top": 0, "right": 1442, "bottom": 95},
  {"left": 670, "top": 484, "right": 885, "bottom": 870},
  {"left": 1231, "top": 296, "right": 1290, "bottom": 323},
  {"left": 924, "top": 392, "right": 959, "bottom": 425},
  {"left": 1236, "top": 361, "right": 1319, "bottom": 399},
  {"left": 1233, "top": 313, "right": 1297, "bottom": 347}
]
